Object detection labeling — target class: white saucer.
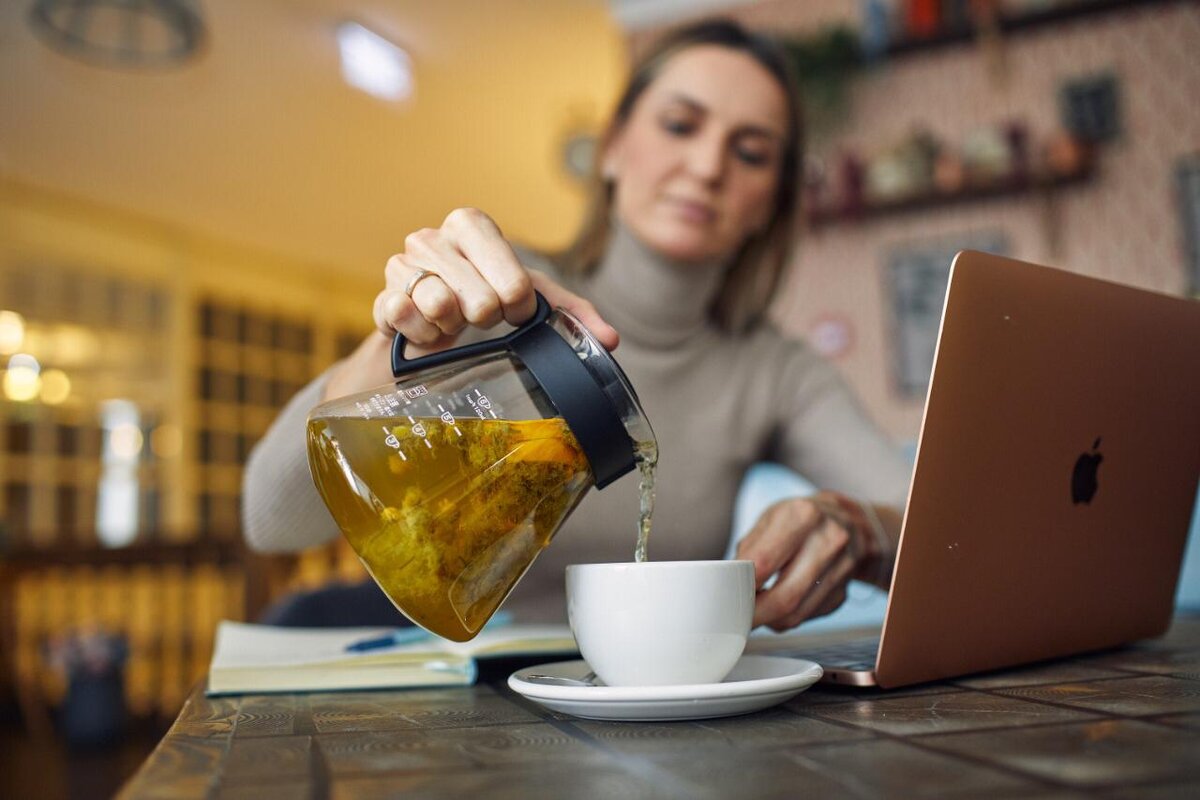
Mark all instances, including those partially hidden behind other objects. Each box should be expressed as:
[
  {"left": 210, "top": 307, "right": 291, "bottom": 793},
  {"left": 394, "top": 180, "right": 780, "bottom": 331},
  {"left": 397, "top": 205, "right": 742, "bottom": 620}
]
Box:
[{"left": 507, "top": 655, "right": 823, "bottom": 722}]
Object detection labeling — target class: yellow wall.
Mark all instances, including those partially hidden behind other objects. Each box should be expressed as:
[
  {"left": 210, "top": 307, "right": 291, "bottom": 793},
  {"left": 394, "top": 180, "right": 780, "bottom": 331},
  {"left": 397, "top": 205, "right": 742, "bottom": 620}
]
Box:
[
  {"left": 0, "top": 1, "right": 628, "bottom": 282},
  {"left": 0, "top": 178, "right": 377, "bottom": 315}
]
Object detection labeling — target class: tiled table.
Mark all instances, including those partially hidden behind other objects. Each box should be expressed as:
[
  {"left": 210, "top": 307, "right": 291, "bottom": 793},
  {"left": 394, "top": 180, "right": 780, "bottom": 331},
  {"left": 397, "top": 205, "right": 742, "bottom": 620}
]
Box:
[{"left": 119, "top": 615, "right": 1200, "bottom": 799}]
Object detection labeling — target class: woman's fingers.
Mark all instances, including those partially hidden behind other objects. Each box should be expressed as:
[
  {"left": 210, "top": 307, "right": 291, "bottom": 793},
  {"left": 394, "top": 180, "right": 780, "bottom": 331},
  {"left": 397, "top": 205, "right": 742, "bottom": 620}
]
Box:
[
  {"left": 810, "top": 578, "right": 852, "bottom": 619},
  {"left": 406, "top": 220, "right": 505, "bottom": 328},
  {"left": 735, "top": 499, "right": 824, "bottom": 591},
  {"left": 737, "top": 500, "right": 857, "bottom": 629},
  {"left": 376, "top": 209, "right": 542, "bottom": 347},
  {"left": 751, "top": 523, "right": 831, "bottom": 628},
  {"left": 768, "top": 540, "right": 857, "bottom": 631},
  {"left": 374, "top": 208, "right": 622, "bottom": 356},
  {"left": 444, "top": 208, "right": 536, "bottom": 326},
  {"left": 373, "top": 285, "right": 443, "bottom": 344},
  {"left": 381, "top": 248, "right": 469, "bottom": 336}
]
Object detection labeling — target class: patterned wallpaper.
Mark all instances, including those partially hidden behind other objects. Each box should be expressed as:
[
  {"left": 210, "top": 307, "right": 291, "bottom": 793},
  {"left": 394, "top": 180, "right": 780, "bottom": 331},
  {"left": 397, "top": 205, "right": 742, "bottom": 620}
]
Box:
[{"left": 637, "top": 1, "right": 1199, "bottom": 440}]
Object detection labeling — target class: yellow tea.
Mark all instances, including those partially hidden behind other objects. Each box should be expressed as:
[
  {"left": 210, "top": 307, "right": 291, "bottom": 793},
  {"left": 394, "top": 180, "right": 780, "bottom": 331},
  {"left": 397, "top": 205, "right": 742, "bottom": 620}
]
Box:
[
  {"left": 307, "top": 415, "right": 591, "bottom": 641},
  {"left": 633, "top": 444, "right": 657, "bottom": 563}
]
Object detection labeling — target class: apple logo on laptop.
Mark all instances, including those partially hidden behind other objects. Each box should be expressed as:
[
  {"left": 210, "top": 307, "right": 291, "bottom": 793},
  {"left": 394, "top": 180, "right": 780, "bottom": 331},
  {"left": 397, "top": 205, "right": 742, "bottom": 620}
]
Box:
[{"left": 1071, "top": 437, "right": 1103, "bottom": 505}]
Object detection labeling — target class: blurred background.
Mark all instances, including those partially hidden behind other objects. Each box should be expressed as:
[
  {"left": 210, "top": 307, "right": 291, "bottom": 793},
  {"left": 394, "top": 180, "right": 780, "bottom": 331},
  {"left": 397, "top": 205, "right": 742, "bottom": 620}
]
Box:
[{"left": 1, "top": 0, "right": 1197, "bottom": 796}]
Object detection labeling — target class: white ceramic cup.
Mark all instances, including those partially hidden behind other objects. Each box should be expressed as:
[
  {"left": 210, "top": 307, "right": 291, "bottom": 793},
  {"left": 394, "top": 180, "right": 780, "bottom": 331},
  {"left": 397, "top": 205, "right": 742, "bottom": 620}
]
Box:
[{"left": 565, "top": 560, "right": 756, "bottom": 687}]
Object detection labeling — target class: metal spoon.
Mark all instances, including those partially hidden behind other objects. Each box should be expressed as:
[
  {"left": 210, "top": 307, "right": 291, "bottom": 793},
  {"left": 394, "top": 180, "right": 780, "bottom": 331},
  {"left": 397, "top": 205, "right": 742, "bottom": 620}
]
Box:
[{"left": 521, "top": 671, "right": 598, "bottom": 687}]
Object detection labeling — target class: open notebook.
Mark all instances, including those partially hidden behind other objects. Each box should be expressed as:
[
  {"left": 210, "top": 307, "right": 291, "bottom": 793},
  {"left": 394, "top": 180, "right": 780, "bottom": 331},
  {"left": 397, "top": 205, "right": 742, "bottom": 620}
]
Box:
[{"left": 206, "top": 620, "right": 577, "bottom": 695}]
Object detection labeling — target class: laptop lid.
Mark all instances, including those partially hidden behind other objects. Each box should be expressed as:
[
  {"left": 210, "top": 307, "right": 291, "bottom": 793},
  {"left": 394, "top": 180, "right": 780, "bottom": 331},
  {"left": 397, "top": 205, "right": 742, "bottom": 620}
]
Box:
[{"left": 874, "top": 250, "right": 1200, "bottom": 688}]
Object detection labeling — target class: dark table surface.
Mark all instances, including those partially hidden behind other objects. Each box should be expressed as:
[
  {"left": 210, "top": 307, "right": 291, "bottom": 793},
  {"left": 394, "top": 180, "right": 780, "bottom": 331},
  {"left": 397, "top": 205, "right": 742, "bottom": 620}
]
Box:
[{"left": 119, "top": 615, "right": 1200, "bottom": 799}]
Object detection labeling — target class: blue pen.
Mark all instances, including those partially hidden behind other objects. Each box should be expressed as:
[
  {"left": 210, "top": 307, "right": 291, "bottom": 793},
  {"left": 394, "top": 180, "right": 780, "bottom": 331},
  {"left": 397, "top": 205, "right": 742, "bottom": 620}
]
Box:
[
  {"left": 343, "top": 611, "right": 514, "bottom": 653},
  {"left": 345, "top": 627, "right": 430, "bottom": 652}
]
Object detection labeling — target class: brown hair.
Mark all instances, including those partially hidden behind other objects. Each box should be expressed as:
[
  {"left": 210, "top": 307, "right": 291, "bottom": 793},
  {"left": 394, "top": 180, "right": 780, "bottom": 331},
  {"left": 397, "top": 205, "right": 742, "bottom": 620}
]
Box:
[{"left": 559, "top": 18, "right": 805, "bottom": 333}]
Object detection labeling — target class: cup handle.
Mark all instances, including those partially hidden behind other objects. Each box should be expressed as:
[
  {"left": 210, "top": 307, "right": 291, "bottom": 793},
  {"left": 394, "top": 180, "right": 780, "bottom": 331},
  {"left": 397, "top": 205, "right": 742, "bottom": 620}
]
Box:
[{"left": 391, "top": 292, "right": 552, "bottom": 378}]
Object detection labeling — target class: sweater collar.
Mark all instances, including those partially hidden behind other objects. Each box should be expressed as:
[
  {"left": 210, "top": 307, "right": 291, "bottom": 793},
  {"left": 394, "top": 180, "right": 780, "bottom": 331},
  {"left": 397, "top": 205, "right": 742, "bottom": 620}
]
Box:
[{"left": 584, "top": 222, "right": 728, "bottom": 349}]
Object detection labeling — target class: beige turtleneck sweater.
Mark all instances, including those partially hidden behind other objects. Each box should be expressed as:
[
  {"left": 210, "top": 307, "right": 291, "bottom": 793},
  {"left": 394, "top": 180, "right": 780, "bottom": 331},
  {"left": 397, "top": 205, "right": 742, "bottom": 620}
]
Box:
[{"left": 242, "top": 226, "right": 912, "bottom": 622}]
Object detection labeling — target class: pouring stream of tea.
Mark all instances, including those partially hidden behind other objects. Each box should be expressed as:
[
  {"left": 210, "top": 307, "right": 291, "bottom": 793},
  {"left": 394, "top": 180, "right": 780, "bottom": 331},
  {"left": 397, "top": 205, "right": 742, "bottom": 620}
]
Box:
[{"left": 634, "top": 441, "right": 658, "bottom": 563}]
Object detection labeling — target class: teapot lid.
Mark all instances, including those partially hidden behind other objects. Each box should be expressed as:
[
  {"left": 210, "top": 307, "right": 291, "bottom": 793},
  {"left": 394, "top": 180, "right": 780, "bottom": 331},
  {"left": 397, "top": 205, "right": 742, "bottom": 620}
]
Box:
[{"left": 508, "top": 312, "right": 638, "bottom": 489}]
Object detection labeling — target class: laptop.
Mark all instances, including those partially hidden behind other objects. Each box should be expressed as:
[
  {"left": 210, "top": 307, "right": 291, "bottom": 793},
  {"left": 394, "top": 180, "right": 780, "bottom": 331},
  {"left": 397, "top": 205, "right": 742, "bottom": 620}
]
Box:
[{"left": 753, "top": 250, "right": 1200, "bottom": 688}]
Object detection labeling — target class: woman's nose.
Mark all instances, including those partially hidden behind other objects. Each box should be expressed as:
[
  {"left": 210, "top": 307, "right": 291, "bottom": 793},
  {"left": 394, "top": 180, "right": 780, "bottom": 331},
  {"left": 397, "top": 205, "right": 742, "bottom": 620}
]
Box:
[{"left": 686, "top": 134, "right": 726, "bottom": 185}]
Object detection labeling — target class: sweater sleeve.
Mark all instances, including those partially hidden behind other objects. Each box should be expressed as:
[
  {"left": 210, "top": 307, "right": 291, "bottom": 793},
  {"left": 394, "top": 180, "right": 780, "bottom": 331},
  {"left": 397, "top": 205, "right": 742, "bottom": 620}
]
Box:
[
  {"left": 241, "top": 368, "right": 340, "bottom": 553},
  {"left": 768, "top": 340, "right": 913, "bottom": 510}
]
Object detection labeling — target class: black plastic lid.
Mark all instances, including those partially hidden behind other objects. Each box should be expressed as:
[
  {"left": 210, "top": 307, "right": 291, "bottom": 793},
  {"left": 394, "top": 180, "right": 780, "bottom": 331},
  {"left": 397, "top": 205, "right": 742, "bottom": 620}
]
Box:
[{"left": 392, "top": 293, "right": 637, "bottom": 488}]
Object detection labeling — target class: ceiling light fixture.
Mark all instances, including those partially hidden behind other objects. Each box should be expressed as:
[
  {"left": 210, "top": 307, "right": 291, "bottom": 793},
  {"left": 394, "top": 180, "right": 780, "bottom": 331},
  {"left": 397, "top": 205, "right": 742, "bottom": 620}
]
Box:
[
  {"left": 337, "top": 20, "right": 413, "bottom": 103},
  {"left": 28, "top": 0, "right": 206, "bottom": 69}
]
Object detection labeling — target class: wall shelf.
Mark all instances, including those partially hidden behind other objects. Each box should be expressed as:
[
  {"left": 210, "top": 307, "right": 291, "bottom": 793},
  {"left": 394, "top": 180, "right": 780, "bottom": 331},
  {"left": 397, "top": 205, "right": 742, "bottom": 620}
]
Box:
[
  {"left": 883, "top": 0, "right": 1184, "bottom": 59},
  {"left": 806, "top": 161, "right": 1095, "bottom": 230}
]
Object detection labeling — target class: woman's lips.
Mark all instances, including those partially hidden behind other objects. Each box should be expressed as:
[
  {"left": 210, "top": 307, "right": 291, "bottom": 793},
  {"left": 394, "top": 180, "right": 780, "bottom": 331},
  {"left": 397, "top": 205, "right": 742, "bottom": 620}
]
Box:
[{"left": 663, "top": 197, "right": 717, "bottom": 225}]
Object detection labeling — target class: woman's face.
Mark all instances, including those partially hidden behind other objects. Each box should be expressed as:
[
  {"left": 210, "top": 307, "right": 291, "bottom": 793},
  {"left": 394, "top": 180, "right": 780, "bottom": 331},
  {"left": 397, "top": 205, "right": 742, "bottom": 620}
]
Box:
[{"left": 604, "top": 45, "right": 789, "bottom": 264}]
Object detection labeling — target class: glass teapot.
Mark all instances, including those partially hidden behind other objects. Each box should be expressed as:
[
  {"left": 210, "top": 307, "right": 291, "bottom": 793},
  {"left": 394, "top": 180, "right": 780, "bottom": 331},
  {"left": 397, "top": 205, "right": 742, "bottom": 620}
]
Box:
[{"left": 306, "top": 294, "right": 655, "bottom": 641}]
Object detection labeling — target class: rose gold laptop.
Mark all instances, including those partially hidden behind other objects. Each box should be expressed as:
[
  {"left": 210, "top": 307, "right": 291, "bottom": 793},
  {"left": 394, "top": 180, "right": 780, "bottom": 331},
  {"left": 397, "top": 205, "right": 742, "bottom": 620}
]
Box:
[{"left": 760, "top": 251, "right": 1200, "bottom": 688}]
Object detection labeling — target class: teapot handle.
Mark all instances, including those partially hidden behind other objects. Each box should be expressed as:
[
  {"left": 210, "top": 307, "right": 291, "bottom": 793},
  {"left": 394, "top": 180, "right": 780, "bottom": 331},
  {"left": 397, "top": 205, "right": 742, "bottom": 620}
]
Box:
[{"left": 391, "top": 292, "right": 552, "bottom": 378}]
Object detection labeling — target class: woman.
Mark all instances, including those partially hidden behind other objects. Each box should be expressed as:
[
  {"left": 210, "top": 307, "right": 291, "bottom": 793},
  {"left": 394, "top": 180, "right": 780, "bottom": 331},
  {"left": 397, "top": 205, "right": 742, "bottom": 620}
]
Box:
[{"left": 244, "top": 19, "right": 911, "bottom": 631}]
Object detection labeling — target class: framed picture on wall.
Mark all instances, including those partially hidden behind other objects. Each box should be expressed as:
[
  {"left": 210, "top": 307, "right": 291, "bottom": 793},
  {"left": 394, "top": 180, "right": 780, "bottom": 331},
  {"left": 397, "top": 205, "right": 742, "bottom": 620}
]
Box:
[
  {"left": 1177, "top": 153, "right": 1200, "bottom": 296},
  {"left": 884, "top": 232, "right": 1008, "bottom": 398}
]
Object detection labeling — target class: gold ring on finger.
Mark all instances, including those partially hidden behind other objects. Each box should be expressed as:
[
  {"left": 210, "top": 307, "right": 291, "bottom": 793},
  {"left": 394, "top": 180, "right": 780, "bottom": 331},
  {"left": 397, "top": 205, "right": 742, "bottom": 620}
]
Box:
[{"left": 403, "top": 267, "right": 438, "bottom": 298}]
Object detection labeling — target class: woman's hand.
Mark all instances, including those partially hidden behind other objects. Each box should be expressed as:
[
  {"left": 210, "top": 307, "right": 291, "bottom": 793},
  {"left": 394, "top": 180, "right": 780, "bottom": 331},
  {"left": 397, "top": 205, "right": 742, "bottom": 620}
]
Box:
[
  {"left": 374, "top": 207, "right": 618, "bottom": 351},
  {"left": 324, "top": 207, "right": 618, "bottom": 402},
  {"left": 735, "top": 491, "right": 896, "bottom": 631}
]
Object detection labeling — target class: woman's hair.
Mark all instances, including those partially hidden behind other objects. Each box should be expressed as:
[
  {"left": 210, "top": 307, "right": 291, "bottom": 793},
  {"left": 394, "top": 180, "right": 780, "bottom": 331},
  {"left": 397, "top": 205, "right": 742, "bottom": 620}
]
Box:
[{"left": 559, "top": 18, "right": 805, "bottom": 333}]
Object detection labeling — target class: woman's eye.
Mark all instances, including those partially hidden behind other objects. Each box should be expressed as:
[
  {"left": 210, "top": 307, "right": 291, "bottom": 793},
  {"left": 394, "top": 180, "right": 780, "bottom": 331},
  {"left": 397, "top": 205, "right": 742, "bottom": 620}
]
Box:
[
  {"left": 661, "top": 117, "right": 696, "bottom": 136},
  {"left": 734, "top": 147, "right": 772, "bottom": 167}
]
